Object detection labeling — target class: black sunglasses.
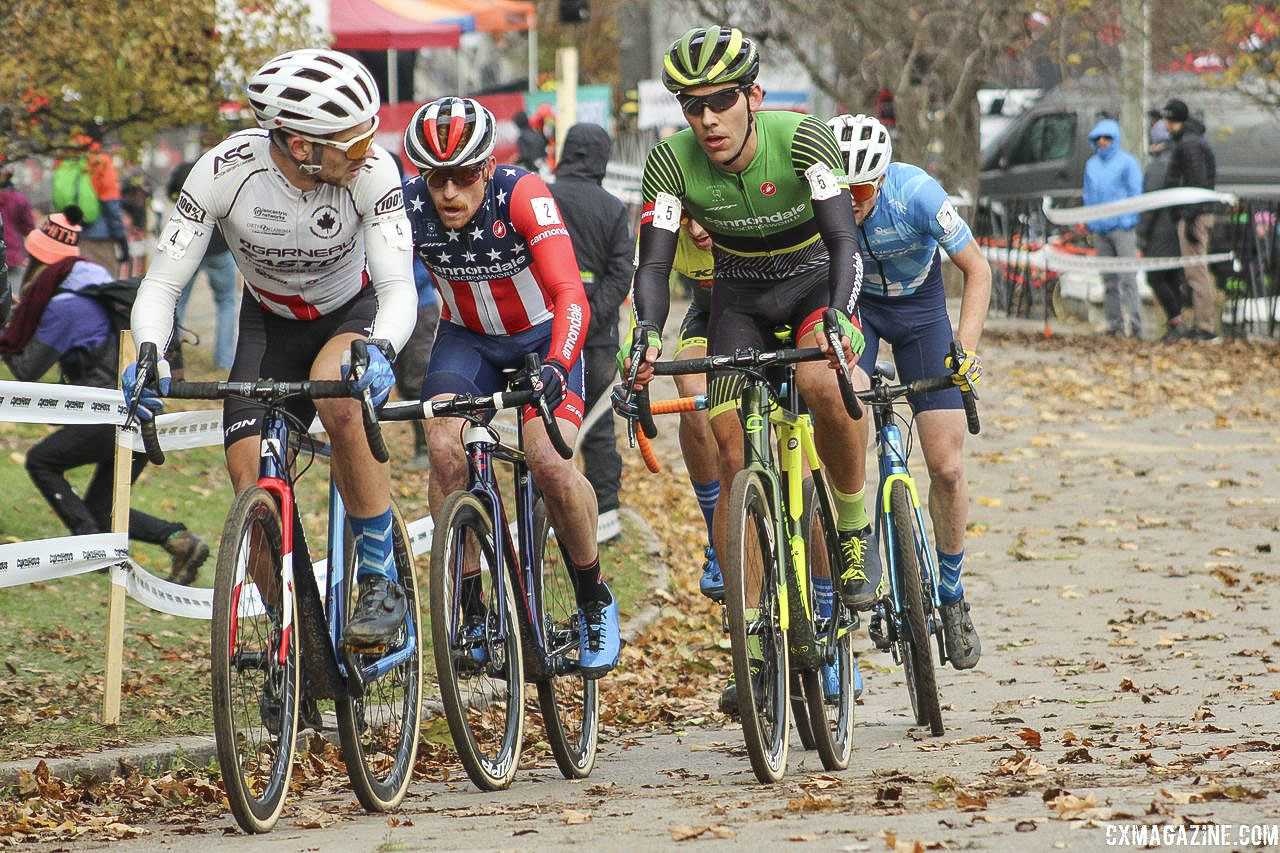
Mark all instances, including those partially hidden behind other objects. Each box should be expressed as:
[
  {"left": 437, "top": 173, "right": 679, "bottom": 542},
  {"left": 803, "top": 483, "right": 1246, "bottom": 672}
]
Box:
[{"left": 677, "top": 85, "right": 748, "bottom": 116}]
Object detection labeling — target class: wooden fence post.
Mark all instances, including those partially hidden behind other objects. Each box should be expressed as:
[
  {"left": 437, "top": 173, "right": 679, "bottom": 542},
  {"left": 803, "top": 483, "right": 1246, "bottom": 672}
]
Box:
[{"left": 103, "top": 330, "right": 133, "bottom": 725}]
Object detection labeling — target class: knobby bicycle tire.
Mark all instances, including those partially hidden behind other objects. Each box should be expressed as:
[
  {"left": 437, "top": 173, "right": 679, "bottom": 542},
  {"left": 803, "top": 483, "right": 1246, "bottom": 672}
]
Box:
[
  {"left": 430, "top": 491, "right": 525, "bottom": 790},
  {"left": 889, "top": 482, "right": 944, "bottom": 737},
  {"left": 724, "top": 470, "right": 790, "bottom": 784},
  {"left": 336, "top": 503, "right": 424, "bottom": 811},
  {"left": 799, "top": 476, "right": 855, "bottom": 769},
  {"left": 532, "top": 501, "right": 600, "bottom": 779},
  {"left": 211, "top": 486, "right": 299, "bottom": 834}
]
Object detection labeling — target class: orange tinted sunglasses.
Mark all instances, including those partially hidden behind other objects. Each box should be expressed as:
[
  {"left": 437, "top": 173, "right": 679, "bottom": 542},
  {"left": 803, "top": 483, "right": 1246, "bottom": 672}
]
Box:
[{"left": 849, "top": 180, "right": 880, "bottom": 202}]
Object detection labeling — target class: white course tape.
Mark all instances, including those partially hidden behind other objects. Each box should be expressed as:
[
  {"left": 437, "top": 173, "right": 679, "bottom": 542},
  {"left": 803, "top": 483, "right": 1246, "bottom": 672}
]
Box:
[
  {"left": 0, "top": 533, "right": 128, "bottom": 589},
  {"left": 0, "top": 381, "right": 127, "bottom": 425},
  {"left": 983, "top": 244, "right": 1234, "bottom": 274},
  {"left": 1042, "top": 188, "right": 1237, "bottom": 226}
]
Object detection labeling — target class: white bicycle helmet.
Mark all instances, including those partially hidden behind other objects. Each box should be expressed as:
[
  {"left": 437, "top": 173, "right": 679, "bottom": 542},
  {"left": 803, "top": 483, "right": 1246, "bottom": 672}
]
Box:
[
  {"left": 403, "top": 97, "right": 497, "bottom": 170},
  {"left": 827, "top": 113, "right": 893, "bottom": 184},
  {"left": 246, "top": 49, "right": 380, "bottom": 135}
]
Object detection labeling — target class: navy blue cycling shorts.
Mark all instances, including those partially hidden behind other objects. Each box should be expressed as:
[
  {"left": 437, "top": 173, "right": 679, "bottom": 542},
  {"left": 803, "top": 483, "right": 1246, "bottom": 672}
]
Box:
[
  {"left": 421, "top": 321, "right": 586, "bottom": 427},
  {"left": 855, "top": 259, "right": 962, "bottom": 413}
]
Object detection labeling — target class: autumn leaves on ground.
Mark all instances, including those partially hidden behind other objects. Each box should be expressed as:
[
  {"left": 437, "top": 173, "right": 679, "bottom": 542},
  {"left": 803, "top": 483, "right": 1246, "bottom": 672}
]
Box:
[{"left": 1, "top": 326, "right": 1278, "bottom": 847}]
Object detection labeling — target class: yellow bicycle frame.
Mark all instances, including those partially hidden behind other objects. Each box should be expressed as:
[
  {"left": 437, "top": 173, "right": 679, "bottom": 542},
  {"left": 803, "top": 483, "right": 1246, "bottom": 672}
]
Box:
[{"left": 771, "top": 409, "right": 824, "bottom": 630}]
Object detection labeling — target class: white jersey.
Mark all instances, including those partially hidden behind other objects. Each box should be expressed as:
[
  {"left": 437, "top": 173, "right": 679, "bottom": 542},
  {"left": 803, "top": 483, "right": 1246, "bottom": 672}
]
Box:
[{"left": 132, "top": 129, "right": 417, "bottom": 353}]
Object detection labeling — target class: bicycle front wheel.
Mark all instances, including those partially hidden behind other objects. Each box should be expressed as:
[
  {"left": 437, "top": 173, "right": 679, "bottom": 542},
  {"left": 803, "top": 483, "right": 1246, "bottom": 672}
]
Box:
[
  {"left": 532, "top": 500, "right": 599, "bottom": 779},
  {"left": 889, "top": 482, "right": 944, "bottom": 737},
  {"left": 337, "top": 503, "right": 423, "bottom": 811},
  {"left": 799, "top": 476, "right": 855, "bottom": 769},
  {"left": 430, "top": 491, "right": 525, "bottom": 790},
  {"left": 723, "top": 470, "right": 790, "bottom": 784},
  {"left": 210, "top": 487, "right": 299, "bottom": 834}
]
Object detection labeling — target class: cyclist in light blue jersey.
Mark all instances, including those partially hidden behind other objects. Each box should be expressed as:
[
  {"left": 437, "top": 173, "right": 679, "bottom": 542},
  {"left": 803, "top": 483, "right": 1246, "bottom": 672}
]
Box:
[{"left": 828, "top": 113, "right": 991, "bottom": 673}]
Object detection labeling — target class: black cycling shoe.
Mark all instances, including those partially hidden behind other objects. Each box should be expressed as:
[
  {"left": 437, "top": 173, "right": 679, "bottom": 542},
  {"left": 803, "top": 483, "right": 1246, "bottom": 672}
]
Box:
[
  {"left": 838, "top": 525, "right": 882, "bottom": 611},
  {"left": 717, "top": 660, "right": 764, "bottom": 716},
  {"left": 940, "top": 598, "right": 982, "bottom": 670},
  {"left": 345, "top": 576, "right": 408, "bottom": 650}
]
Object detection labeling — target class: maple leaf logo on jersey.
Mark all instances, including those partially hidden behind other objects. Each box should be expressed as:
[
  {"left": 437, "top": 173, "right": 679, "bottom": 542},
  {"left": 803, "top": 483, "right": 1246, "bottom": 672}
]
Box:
[{"left": 310, "top": 205, "right": 341, "bottom": 238}]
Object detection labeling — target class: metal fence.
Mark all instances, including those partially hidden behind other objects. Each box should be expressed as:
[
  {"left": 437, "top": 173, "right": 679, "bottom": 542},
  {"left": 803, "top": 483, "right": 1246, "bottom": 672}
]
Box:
[{"left": 973, "top": 194, "right": 1280, "bottom": 339}]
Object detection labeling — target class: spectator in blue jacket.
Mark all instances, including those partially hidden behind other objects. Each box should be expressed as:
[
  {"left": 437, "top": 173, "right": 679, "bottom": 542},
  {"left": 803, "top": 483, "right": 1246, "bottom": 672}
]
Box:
[{"left": 1083, "top": 117, "right": 1144, "bottom": 338}]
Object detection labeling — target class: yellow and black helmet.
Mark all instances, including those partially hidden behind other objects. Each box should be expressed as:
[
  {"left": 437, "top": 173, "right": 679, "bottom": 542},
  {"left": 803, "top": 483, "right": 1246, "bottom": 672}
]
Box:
[{"left": 661, "top": 26, "right": 759, "bottom": 93}]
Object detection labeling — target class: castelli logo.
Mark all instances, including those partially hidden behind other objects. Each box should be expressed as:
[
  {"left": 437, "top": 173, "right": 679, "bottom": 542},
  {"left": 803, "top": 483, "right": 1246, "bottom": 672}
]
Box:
[
  {"left": 760, "top": 181, "right": 777, "bottom": 196},
  {"left": 492, "top": 220, "right": 507, "bottom": 238}
]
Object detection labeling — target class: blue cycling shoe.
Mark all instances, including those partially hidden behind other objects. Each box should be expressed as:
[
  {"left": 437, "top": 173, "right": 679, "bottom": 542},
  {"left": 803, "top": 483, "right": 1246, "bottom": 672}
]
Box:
[
  {"left": 821, "top": 656, "right": 864, "bottom": 704},
  {"left": 578, "top": 590, "right": 620, "bottom": 678},
  {"left": 699, "top": 547, "right": 724, "bottom": 601}
]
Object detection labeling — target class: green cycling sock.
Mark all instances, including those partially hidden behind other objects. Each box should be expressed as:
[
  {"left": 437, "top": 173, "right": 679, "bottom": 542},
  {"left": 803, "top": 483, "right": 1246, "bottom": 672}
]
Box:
[{"left": 831, "top": 485, "right": 869, "bottom": 533}]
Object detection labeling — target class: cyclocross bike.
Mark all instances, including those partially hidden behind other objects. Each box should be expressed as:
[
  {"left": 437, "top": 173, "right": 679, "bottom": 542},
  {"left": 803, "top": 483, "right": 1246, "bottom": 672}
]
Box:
[
  {"left": 126, "top": 340, "right": 423, "bottom": 833},
  {"left": 371, "top": 354, "right": 598, "bottom": 791},
  {"left": 621, "top": 335, "right": 857, "bottom": 784},
  {"left": 852, "top": 340, "right": 980, "bottom": 737}
]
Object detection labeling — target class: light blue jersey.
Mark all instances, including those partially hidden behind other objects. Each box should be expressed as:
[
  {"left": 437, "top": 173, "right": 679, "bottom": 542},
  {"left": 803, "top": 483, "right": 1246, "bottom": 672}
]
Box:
[{"left": 858, "top": 163, "right": 972, "bottom": 297}]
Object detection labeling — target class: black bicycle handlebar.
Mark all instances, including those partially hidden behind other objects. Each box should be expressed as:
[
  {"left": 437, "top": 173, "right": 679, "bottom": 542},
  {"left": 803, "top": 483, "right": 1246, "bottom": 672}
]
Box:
[
  {"left": 371, "top": 354, "right": 574, "bottom": 461},
  {"left": 651, "top": 345, "right": 826, "bottom": 376},
  {"left": 348, "top": 339, "right": 390, "bottom": 464},
  {"left": 124, "top": 341, "right": 166, "bottom": 466},
  {"left": 822, "top": 308, "right": 864, "bottom": 421},
  {"left": 948, "top": 340, "right": 982, "bottom": 435},
  {"left": 163, "top": 379, "right": 353, "bottom": 400}
]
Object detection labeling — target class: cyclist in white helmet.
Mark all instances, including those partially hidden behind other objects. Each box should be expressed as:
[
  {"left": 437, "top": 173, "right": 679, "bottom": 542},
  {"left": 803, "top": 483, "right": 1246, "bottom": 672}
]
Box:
[
  {"left": 126, "top": 48, "right": 419, "bottom": 656},
  {"left": 827, "top": 112, "right": 991, "bottom": 671}
]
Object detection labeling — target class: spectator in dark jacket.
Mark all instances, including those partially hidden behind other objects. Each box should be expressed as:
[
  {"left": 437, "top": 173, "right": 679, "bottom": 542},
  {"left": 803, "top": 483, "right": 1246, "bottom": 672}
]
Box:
[
  {"left": 1138, "top": 120, "right": 1187, "bottom": 341},
  {"left": 1160, "top": 98, "right": 1219, "bottom": 340},
  {"left": 549, "top": 123, "right": 633, "bottom": 543},
  {"left": 514, "top": 111, "right": 548, "bottom": 174},
  {"left": 1, "top": 167, "right": 36, "bottom": 303},
  {"left": 0, "top": 208, "right": 208, "bottom": 583}
]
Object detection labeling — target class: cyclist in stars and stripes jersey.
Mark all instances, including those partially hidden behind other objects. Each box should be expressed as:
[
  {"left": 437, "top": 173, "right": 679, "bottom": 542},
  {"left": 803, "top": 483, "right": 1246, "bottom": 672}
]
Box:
[{"left": 401, "top": 96, "right": 619, "bottom": 677}]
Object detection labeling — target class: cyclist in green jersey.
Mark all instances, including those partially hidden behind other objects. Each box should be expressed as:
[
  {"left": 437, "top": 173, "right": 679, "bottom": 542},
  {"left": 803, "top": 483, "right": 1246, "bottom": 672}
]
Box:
[{"left": 622, "top": 25, "right": 878, "bottom": 710}]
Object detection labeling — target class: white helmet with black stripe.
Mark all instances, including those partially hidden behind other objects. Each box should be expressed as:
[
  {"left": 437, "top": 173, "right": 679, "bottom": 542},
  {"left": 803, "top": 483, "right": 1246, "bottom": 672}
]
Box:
[
  {"left": 403, "top": 97, "right": 497, "bottom": 170},
  {"left": 827, "top": 113, "right": 893, "bottom": 184},
  {"left": 246, "top": 48, "right": 380, "bottom": 136}
]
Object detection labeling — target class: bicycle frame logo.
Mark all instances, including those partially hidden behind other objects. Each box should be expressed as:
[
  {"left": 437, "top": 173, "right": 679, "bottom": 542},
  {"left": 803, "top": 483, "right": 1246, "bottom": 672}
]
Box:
[{"left": 745, "top": 413, "right": 765, "bottom": 433}]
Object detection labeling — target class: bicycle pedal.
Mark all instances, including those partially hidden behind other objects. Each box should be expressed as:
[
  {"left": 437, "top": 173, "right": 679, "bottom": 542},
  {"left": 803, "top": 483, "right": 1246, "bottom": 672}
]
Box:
[{"left": 344, "top": 640, "right": 388, "bottom": 656}]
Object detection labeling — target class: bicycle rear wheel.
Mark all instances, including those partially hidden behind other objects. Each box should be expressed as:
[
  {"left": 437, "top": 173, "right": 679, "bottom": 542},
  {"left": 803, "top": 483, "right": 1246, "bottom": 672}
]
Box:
[
  {"left": 889, "top": 482, "right": 944, "bottom": 737},
  {"left": 210, "top": 487, "right": 299, "bottom": 834},
  {"left": 799, "top": 476, "right": 854, "bottom": 769},
  {"left": 336, "top": 503, "right": 423, "bottom": 811},
  {"left": 532, "top": 500, "right": 599, "bottom": 779},
  {"left": 723, "top": 470, "right": 790, "bottom": 784},
  {"left": 430, "top": 491, "right": 525, "bottom": 790}
]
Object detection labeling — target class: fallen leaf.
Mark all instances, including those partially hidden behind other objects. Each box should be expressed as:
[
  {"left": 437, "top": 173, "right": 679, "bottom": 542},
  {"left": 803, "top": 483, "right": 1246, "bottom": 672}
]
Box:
[
  {"left": 562, "top": 810, "right": 592, "bottom": 825},
  {"left": 670, "top": 825, "right": 709, "bottom": 841}
]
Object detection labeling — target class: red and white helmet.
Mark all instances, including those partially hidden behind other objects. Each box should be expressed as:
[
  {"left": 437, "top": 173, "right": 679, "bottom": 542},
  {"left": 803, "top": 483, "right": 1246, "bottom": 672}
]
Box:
[
  {"left": 404, "top": 97, "right": 497, "bottom": 170},
  {"left": 246, "top": 49, "right": 380, "bottom": 136},
  {"left": 827, "top": 113, "right": 893, "bottom": 184}
]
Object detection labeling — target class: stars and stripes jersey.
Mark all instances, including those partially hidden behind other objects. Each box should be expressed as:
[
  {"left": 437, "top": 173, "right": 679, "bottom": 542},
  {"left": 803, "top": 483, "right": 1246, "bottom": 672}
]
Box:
[
  {"left": 403, "top": 166, "right": 589, "bottom": 368},
  {"left": 131, "top": 129, "right": 417, "bottom": 354}
]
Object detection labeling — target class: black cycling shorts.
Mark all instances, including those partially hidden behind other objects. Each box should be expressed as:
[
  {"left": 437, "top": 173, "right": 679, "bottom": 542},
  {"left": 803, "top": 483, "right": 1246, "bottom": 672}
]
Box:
[
  {"left": 223, "top": 288, "right": 377, "bottom": 448},
  {"left": 705, "top": 266, "right": 830, "bottom": 419}
]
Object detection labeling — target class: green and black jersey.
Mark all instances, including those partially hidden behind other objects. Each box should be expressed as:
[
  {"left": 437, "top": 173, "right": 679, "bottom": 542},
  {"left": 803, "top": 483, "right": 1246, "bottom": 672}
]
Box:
[{"left": 633, "top": 110, "right": 862, "bottom": 331}]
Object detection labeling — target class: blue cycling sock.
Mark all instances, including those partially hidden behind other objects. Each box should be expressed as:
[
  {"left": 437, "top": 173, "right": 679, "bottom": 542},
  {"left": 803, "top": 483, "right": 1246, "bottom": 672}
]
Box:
[
  {"left": 938, "top": 549, "right": 964, "bottom": 605},
  {"left": 349, "top": 508, "right": 396, "bottom": 582},
  {"left": 690, "top": 479, "right": 719, "bottom": 546},
  {"left": 814, "top": 576, "right": 834, "bottom": 620}
]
